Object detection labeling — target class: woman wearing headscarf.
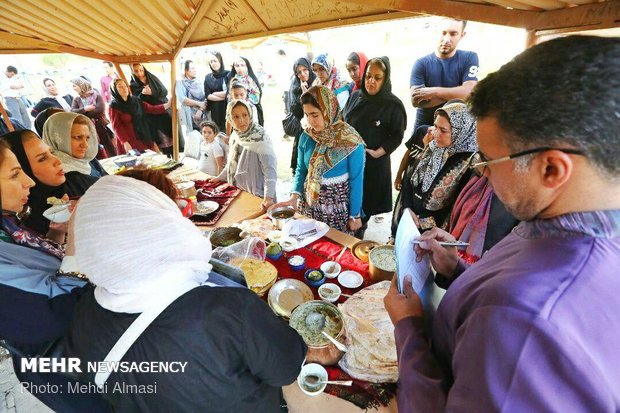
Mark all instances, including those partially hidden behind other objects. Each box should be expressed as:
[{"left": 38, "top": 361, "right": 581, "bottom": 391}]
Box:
[
  {"left": 70, "top": 77, "right": 116, "bottom": 157},
  {"left": 130, "top": 63, "right": 179, "bottom": 155},
  {"left": 204, "top": 51, "right": 230, "bottom": 132},
  {"left": 343, "top": 56, "right": 406, "bottom": 237},
  {"left": 311, "top": 53, "right": 350, "bottom": 109},
  {"left": 30, "top": 78, "right": 72, "bottom": 117},
  {"left": 217, "top": 100, "right": 276, "bottom": 210},
  {"left": 345, "top": 52, "right": 368, "bottom": 93},
  {"left": 176, "top": 60, "right": 206, "bottom": 132},
  {"left": 65, "top": 175, "right": 306, "bottom": 412},
  {"left": 43, "top": 112, "right": 107, "bottom": 197},
  {"left": 392, "top": 101, "right": 478, "bottom": 233},
  {"left": 109, "top": 78, "right": 169, "bottom": 154},
  {"left": 0, "top": 137, "right": 110, "bottom": 413},
  {"left": 2, "top": 129, "right": 68, "bottom": 238},
  {"left": 284, "top": 57, "right": 316, "bottom": 174},
  {"left": 34, "top": 107, "right": 64, "bottom": 137},
  {"left": 227, "top": 56, "right": 264, "bottom": 126},
  {"left": 273, "top": 86, "right": 365, "bottom": 233}
]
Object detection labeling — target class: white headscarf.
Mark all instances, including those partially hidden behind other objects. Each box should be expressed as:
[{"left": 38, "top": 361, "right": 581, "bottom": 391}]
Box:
[
  {"left": 73, "top": 175, "right": 213, "bottom": 313},
  {"left": 42, "top": 112, "right": 99, "bottom": 175}
]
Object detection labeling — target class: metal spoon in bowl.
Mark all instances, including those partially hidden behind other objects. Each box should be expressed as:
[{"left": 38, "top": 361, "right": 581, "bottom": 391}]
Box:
[
  {"left": 304, "top": 374, "right": 353, "bottom": 386},
  {"left": 322, "top": 331, "right": 347, "bottom": 352}
]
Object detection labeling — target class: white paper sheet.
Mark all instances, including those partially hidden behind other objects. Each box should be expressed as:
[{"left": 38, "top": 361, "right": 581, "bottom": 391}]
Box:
[{"left": 395, "top": 208, "right": 432, "bottom": 294}]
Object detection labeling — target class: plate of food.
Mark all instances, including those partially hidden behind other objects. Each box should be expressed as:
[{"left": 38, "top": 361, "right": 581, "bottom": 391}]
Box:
[
  {"left": 43, "top": 197, "right": 71, "bottom": 223},
  {"left": 194, "top": 200, "right": 219, "bottom": 216},
  {"left": 268, "top": 279, "right": 314, "bottom": 319}
]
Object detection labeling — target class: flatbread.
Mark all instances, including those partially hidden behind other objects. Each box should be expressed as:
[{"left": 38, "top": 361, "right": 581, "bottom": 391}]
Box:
[
  {"left": 47, "top": 196, "right": 68, "bottom": 206},
  {"left": 230, "top": 257, "right": 277, "bottom": 293}
]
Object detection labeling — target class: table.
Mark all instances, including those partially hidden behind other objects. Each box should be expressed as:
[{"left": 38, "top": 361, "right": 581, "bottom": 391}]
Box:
[{"left": 99, "top": 155, "right": 265, "bottom": 231}]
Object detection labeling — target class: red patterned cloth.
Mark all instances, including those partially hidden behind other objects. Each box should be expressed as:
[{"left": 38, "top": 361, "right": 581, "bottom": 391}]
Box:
[
  {"left": 266, "top": 237, "right": 397, "bottom": 409},
  {"left": 190, "top": 179, "right": 241, "bottom": 226}
]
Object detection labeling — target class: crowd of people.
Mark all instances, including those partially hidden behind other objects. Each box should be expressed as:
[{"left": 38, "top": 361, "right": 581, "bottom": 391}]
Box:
[{"left": 1, "top": 16, "right": 619, "bottom": 413}]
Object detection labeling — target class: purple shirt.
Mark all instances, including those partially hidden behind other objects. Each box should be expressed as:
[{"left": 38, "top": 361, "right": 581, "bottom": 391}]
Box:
[
  {"left": 100, "top": 75, "right": 115, "bottom": 103},
  {"left": 395, "top": 210, "right": 620, "bottom": 412}
]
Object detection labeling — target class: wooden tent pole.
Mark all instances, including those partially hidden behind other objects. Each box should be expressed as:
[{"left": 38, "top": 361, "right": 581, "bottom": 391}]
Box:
[
  {"left": 0, "top": 101, "right": 14, "bottom": 132},
  {"left": 170, "top": 58, "right": 179, "bottom": 161},
  {"left": 113, "top": 62, "right": 128, "bottom": 83},
  {"left": 526, "top": 29, "right": 539, "bottom": 48}
]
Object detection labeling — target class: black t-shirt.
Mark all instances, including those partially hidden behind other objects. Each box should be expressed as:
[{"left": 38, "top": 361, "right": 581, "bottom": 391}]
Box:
[{"left": 65, "top": 286, "right": 307, "bottom": 412}]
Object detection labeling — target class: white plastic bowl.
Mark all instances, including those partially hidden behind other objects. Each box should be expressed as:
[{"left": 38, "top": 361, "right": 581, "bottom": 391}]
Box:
[
  {"left": 43, "top": 204, "right": 71, "bottom": 223},
  {"left": 297, "top": 363, "right": 328, "bottom": 396},
  {"left": 320, "top": 261, "right": 341, "bottom": 279},
  {"left": 318, "top": 283, "right": 341, "bottom": 303}
]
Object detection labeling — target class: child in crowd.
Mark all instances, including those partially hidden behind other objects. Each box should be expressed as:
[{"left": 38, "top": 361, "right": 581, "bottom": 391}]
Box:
[{"left": 197, "top": 121, "right": 225, "bottom": 177}]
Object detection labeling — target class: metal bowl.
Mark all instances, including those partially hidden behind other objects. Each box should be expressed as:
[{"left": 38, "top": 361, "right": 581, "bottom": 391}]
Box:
[
  {"left": 268, "top": 206, "right": 296, "bottom": 230},
  {"left": 209, "top": 227, "right": 243, "bottom": 248}
]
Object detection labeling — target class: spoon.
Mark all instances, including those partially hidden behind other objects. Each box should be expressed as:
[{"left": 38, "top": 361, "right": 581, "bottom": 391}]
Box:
[
  {"left": 304, "top": 375, "right": 353, "bottom": 386},
  {"left": 322, "top": 331, "right": 347, "bottom": 352},
  {"left": 320, "top": 287, "right": 353, "bottom": 298},
  {"left": 305, "top": 313, "right": 326, "bottom": 331}
]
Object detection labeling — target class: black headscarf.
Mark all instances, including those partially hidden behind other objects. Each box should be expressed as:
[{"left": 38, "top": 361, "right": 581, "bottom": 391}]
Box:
[
  {"left": 109, "top": 81, "right": 155, "bottom": 145},
  {"left": 227, "top": 56, "right": 262, "bottom": 100},
  {"left": 208, "top": 51, "right": 229, "bottom": 80},
  {"left": 1, "top": 130, "right": 65, "bottom": 235},
  {"left": 343, "top": 56, "right": 406, "bottom": 120},
  {"left": 288, "top": 57, "right": 316, "bottom": 119},
  {"left": 129, "top": 64, "right": 168, "bottom": 105}
]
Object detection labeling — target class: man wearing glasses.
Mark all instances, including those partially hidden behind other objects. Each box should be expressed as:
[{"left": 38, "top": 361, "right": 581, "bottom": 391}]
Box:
[{"left": 385, "top": 35, "right": 620, "bottom": 412}]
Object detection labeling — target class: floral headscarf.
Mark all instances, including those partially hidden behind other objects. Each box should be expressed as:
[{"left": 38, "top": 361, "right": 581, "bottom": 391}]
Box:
[
  {"left": 311, "top": 53, "right": 349, "bottom": 92},
  {"left": 412, "top": 102, "right": 478, "bottom": 192},
  {"left": 303, "top": 85, "right": 364, "bottom": 206}
]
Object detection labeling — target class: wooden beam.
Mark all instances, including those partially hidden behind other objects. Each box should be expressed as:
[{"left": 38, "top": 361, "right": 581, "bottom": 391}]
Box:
[
  {"left": 0, "top": 101, "right": 15, "bottom": 132},
  {"left": 113, "top": 63, "right": 128, "bottom": 84},
  {"left": 0, "top": 31, "right": 117, "bottom": 61},
  {"left": 525, "top": 29, "right": 539, "bottom": 48},
  {"left": 343, "top": 0, "right": 537, "bottom": 28},
  {"left": 536, "top": 20, "right": 620, "bottom": 35},
  {"left": 170, "top": 59, "right": 179, "bottom": 161},
  {"left": 527, "top": 0, "right": 620, "bottom": 31},
  {"left": 187, "top": 11, "right": 421, "bottom": 48},
  {"left": 114, "top": 53, "right": 175, "bottom": 64},
  {"left": 0, "top": 49, "right": 53, "bottom": 55},
  {"left": 482, "top": 0, "right": 540, "bottom": 11},
  {"left": 240, "top": 0, "right": 271, "bottom": 31},
  {"left": 173, "top": 0, "right": 215, "bottom": 58}
]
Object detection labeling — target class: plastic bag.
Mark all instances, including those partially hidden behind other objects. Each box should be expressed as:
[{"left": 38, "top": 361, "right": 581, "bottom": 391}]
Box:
[{"left": 211, "top": 237, "right": 266, "bottom": 264}]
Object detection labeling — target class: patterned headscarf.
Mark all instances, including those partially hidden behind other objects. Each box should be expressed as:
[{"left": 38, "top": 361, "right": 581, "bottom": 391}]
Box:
[
  {"left": 303, "top": 85, "right": 364, "bottom": 206},
  {"left": 412, "top": 102, "right": 478, "bottom": 192},
  {"left": 311, "top": 53, "right": 349, "bottom": 92},
  {"left": 70, "top": 77, "right": 94, "bottom": 97},
  {"left": 224, "top": 100, "right": 274, "bottom": 185},
  {"left": 43, "top": 112, "right": 99, "bottom": 175}
]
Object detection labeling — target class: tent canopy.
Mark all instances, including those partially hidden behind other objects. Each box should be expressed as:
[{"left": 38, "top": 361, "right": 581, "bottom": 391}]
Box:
[{"left": 1, "top": 0, "right": 619, "bottom": 62}]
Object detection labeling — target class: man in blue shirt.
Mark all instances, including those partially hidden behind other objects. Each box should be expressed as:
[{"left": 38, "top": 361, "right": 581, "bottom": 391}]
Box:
[{"left": 410, "top": 19, "right": 479, "bottom": 133}]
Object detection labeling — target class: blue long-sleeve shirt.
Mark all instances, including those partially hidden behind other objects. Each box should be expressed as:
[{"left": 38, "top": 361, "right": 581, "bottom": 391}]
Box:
[{"left": 291, "top": 132, "right": 364, "bottom": 217}]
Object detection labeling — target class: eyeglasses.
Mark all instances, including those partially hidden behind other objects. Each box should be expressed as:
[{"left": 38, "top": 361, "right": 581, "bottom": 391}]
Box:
[{"left": 470, "top": 147, "right": 585, "bottom": 175}]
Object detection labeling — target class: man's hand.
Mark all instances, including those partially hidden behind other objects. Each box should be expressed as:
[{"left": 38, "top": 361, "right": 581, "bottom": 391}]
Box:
[
  {"left": 412, "top": 87, "right": 443, "bottom": 108},
  {"left": 384, "top": 275, "right": 424, "bottom": 325},
  {"left": 414, "top": 227, "right": 460, "bottom": 277}
]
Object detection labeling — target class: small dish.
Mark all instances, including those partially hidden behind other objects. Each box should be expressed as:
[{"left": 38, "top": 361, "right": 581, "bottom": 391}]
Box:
[
  {"left": 318, "top": 283, "right": 341, "bottom": 303},
  {"left": 298, "top": 363, "right": 328, "bottom": 396},
  {"left": 304, "top": 269, "right": 326, "bottom": 288},
  {"left": 266, "top": 242, "right": 283, "bottom": 260},
  {"left": 288, "top": 255, "right": 306, "bottom": 271},
  {"left": 113, "top": 155, "right": 137, "bottom": 168},
  {"left": 267, "top": 230, "right": 283, "bottom": 243},
  {"left": 338, "top": 270, "right": 364, "bottom": 289},
  {"left": 194, "top": 200, "right": 219, "bottom": 215},
  {"left": 279, "top": 236, "right": 298, "bottom": 252},
  {"left": 320, "top": 261, "right": 341, "bottom": 279},
  {"left": 43, "top": 204, "right": 71, "bottom": 223}
]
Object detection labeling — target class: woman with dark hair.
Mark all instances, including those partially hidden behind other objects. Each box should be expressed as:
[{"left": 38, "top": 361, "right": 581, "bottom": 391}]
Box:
[
  {"left": 130, "top": 63, "right": 179, "bottom": 155},
  {"left": 70, "top": 77, "right": 116, "bottom": 157},
  {"left": 284, "top": 57, "right": 316, "bottom": 174},
  {"left": 34, "top": 107, "right": 64, "bottom": 137},
  {"left": 345, "top": 52, "right": 368, "bottom": 93},
  {"left": 227, "top": 56, "right": 264, "bottom": 126},
  {"left": 273, "top": 86, "right": 365, "bottom": 233},
  {"left": 204, "top": 51, "right": 230, "bottom": 132},
  {"left": 30, "top": 78, "right": 72, "bottom": 117},
  {"left": 343, "top": 56, "right": 407, "bottom": 237},
  {"left": 109, "top": 78, "right": 170, "bottom": 154},
  {"left": 0, "top": 136, "right": 110, "bottom": 413}
]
